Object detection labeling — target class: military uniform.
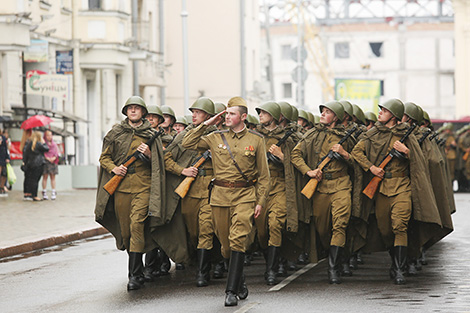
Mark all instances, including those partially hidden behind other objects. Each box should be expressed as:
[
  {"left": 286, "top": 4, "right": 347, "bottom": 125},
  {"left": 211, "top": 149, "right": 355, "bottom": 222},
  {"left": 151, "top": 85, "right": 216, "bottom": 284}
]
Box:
[
  {"left": 442, "top": 130, "right": 457, "bottom": 181},
  {"left": 182, "top": 97, "right": 270, "bottom": 306},
  {"left": 458, "top": 129, "right": 470, "bottom": 180}
]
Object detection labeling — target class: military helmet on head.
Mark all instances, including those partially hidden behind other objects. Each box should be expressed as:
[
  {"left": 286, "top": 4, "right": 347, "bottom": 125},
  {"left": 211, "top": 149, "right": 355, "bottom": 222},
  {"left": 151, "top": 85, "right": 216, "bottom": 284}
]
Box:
[
  {"left": 352, "top": 104, "right": 366, "bottom": 125},
  {"left": 365, "top": 111, "right": 378, "bottom": 123},
  {"left": 422, "top": 110, "right": 432, "bottom": 127},
  {"left": 379, "top": 98, "right": 405, "bottom": 120},
  {"left": 319, "top": 100, "right": 345, "bottom": 122},
  {"left": 307, "top": 112, "right": 315, "bottom": 126},
  {"left": 291, "top": 106, "right": 299, "bottom": 122},
  {"left": 161, "top": 105, "right": 176, "bottom": 119},
  {"left": 298, "top": 109, "right": 309, "bottom": 122},
  {"left": 146, "top": 105, "right": 164, "bottom": 121},
  {"left": 339, "top": 100, "right": 353, "bottom": 119},
  {"left": 314, "top": 115, "right": 320, "bottom": 124},
  {"left": 122, "top": 96, "right": 148, "bottom": 117},
  {"left": 246, "top": 114, "right": 260, "bottom": 125},
  {"left": 404, "top": 102, "right": 423, "bottom": 124},
  {"left": 175, "top": 116, "right": 188, "bottom": 126},
  {"left": 277, "top": 101, "right": 293, "bottom": 122},
  {"left": 190, "top": 97, "right": 215, "bottom": 116},
  {"left": 214, "top": 102, "right": 227, "bottom": 115},
  {"left": 256, "top": 101, "right": 281, "bottom": 122},
  {"left": 185, "top": 114, "right": 193, "bottom": 125}
]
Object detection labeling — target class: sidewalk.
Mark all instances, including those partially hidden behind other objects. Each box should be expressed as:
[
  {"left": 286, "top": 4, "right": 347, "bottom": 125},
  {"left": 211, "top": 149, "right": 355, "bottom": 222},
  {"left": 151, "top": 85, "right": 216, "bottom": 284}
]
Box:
[{"left": 0, "top": 189, "right": 107, "bottom": 259}]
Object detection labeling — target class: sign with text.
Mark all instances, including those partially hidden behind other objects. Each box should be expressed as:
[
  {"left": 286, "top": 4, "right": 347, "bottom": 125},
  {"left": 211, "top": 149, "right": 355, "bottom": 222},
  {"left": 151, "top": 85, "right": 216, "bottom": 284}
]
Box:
[
  {"left": 56, "top": 50, "right": 73, "bottom": 74},
  {"left": 334, "top": 79, "right": 381, "bottom": 114},
  {"left": 24, "top": 39, "right": 48, "bottom": 63},
  {"left": 26, "top": 70, "right": 72, "bottom": 101}
]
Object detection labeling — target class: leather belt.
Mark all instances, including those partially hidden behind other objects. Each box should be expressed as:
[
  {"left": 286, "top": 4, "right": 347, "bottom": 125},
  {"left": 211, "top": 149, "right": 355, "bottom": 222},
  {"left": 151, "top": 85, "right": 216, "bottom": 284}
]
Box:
[
  {"left": 323, "top": 170, "right": 348, "bottom": 180},
  {"left": 384, "top": 171, "right": 409, "bottom": 178},
  {"left": 198, "top": 169, "right": 214, "bottom": 176},
  {"left": 213, "top": 179, "right": 256, "bottom": 188},
  {"left": 269, "top": 171, "right": 285, "bottom": 178}
]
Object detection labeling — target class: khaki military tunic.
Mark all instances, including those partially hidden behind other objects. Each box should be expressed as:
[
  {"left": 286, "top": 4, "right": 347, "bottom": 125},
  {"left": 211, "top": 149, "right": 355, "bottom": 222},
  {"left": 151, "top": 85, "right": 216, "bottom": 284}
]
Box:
[
  {"left": 100, "top": 134, "right": 151, "bottom": 252},
  {"left": 291, "top": 130, "right": 352, "bottom": 248},
  {"left": 351, "top": 129, "right": 412, "bottom": 247},
  {"left": 458, "top": 130, "right": 470, "bottom": 180},
  {"left": 182, "top": 124, "right": 270, "bottom": 258}
]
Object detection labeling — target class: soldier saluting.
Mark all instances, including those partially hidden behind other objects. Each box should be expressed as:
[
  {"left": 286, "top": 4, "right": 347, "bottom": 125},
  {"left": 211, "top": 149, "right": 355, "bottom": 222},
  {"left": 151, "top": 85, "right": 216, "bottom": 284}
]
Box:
[{"left": 182, "top": 96, "right": 270, "bottom": 307}]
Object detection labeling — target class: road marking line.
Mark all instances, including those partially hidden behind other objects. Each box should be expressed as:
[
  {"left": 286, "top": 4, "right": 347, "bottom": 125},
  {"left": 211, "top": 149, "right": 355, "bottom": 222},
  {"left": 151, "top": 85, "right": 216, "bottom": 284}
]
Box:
[
  {"left": 269, "top": 260, "right": 323, "bottom": 292},
  {"left": 234, "top": 302, "right": 259, "bottom": 313}
]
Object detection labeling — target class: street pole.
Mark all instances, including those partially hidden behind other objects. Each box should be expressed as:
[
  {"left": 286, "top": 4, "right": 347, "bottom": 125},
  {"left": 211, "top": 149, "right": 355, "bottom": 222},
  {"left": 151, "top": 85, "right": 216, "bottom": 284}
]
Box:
[
  {"left": 240, "top": 0, "right": 246, "bottom": 99},
  {"left": 297, "top": 0, "right": 302, "bottom": 106},
  {"left": 181, "top": 0, "right": 189, "bottom": 112},
  {"left": 159, "top": 0, "right": 165, "bottom": 106},
  {"left": 132, "top": 0, "right": 139, "bottom": 96}
]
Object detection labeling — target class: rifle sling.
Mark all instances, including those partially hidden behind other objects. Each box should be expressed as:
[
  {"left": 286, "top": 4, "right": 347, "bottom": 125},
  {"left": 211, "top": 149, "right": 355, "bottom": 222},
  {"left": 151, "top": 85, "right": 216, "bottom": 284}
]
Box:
[{"left": 220, "top": 133, "right": 250, "bottom": 182}]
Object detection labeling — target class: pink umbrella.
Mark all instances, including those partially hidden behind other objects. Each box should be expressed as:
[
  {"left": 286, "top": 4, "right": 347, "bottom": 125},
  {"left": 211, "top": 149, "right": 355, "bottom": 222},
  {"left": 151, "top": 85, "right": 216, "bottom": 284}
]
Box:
[{"left": 21, "top": 115, "right": 53, "bottom": 130}]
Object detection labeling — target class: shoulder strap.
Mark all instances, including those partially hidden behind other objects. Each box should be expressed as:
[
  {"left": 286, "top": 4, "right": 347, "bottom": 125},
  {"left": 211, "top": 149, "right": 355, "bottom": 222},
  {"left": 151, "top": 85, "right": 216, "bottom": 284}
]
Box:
[{"left": 220, "top": 133, "right": 250, "bottom": 182}]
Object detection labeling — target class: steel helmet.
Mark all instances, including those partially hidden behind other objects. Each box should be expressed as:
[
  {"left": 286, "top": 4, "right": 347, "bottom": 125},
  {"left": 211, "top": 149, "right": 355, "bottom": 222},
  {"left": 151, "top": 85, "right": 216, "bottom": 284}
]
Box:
[
  {"left": 122, "top": 96, "right": 148, "bottom": 117},
  {"left": 404, "top": 102, "right": 424, "bottom": 124},
  {"left": 379, "top": 99, "right": 404, "bottom": 120},
  {"left": 256, "top": 101, "right": 281, "bottom": 122},
  {"left": 291, "top": 106, "right": 299, "bottom": 121},
  {"left": 146, "top": 105, "right": 164, "bottom": 121},
  {"left": 422, "top": 110, "right": 432, "bottom": 127},
  {"left": 352, "top": 104, "right": 366, "bottom": 125},
  {"left": 314, "top": 115, "right": 320, "bottom": 124},
  {"left": 246, "top": 114, "right": 260, "bottom": 125},
  {"left": 185, "top": 114, "right": 193, "bottom": 125},
  {"left": 339, "top": 100, "right": 353, "bottom": 119},
  {"left": 319, "top": 101, "right": 345, "bottom": 121},
  {"left": 365, "top": 111, "right": 378, "bottom": 123},
  {"left": 278, "top": 101, "right": 293, "bottom": 122},
  {"left": 175, "top": 116, "right": 188, "bottom": 126},
  {"left": 307, "top": 112, "right": 315, "bottom": 126},
  {"left": 214, "top": 102, "right": 227, "bottom": 115},
  {"left": 161, "top": 105, "right": 176, "bottom": 119},
  {"left": 298, "top": 109, "right": 309, "bottom": 122},
  {"left": 190, "top": 97, "right": 215, "bottom": 116}
]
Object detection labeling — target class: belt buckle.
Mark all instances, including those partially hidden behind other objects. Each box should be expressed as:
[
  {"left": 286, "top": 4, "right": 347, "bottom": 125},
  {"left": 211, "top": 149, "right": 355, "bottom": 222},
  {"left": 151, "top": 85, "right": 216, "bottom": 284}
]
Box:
[
  {"left": 228, "top": 181, "right": 235, "bottom": 188},
  {"left": 384, "top": 172, "right": 392, "bottom": 178},
  {"left": 324, "top": 173, "right": 332, "bottom": 180}
]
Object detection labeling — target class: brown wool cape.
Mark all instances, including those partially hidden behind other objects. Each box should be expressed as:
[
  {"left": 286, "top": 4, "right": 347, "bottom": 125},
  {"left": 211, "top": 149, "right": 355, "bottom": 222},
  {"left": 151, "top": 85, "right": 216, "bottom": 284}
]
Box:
[
  {"left": 94, "top": 119, "right": 188, "bottom": 263},
  {"left": 351, "top": 122, "right": 444, "bottom": 256}
]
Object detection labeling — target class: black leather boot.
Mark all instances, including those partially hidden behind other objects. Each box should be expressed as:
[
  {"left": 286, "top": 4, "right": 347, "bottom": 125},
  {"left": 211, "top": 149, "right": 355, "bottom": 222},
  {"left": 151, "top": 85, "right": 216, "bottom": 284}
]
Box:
[
  {"left": 407, "top": 258, "right": 419, "bottom": 276},
  {"left": 277, "top": 257, "right": 288, "bottom": 277},
  {"left": 244, "top": 253, "right": 252, "bottom": 266},
  {"left": 349, "top": 253, "right": 358, "bottom": 270},
  {"left": 143, "top": 248, "right": 161, "bottom": 282},
  {"left": 418, "top": 249, "right": 427, "bottom": 265},
  {"left": 127, "top": 252, "right": 144, "bottom": 291},
  {"left": 392, "top": 246, "right": 407, "bottom": 285},
  {"left": 225, "top": 251, "right": 245, "bottom": 307},
  {"left": 213, "top": 259, "right": 227, "bottom": 279},
  {"left": 356, "top": 250, "right": 364, "bottom": 264},
  {"left": 238, "top": 273, "right": 248, "bottom": 300},
  {"left": 158, "top": 249, "right": 171, "bottom": 275},
  {"left": 328, "top": 246, "right": 342, "bottom": 284},
  {"left": 196, "top": 249, "right": 211, "bottom": 287},
  {"left": 297, "top": 252, "right": 308, "bottom": 265},
  {"left": 341, "top": 250, "right": 352, "bottom": 276},
  {"left": 265, "top": 246, "right": 280, "bottom": 285}
]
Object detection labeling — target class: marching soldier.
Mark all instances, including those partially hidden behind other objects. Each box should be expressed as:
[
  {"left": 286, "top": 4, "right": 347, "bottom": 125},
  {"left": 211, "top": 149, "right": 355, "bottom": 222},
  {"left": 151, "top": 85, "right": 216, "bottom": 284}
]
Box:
[
  {"left": 254, "top": 101, "right": 296, "bottom": 285},
  {"left": 339, "top": 100, "right": 355, "bottom": 131},
  {"left": 182, "top": 96, "right": 270, "bottom": 306},
  {"left": 95, "top": 96, "right": 167, "bottom": 291},
  {"left": 364, "top": 111, "right": 378, "bottom": 130},
  {"left": 458, "top": 125, "right": 470, "bottom": 190},
  {"left": 214, "top": 102, "right": 228, "bottom": 130},
  {"left": 351, "top": 99, "right": 442, "bottom": 285},
  {"left": 291, "top": 101, "right": 355, "bottom": 284},
  {"left": 160, "top": 105, "right": 178, "bottom": 142},
  {"left": 173, "top": 116, "right": 189, "bottom": 134},
  {"left": 245, "top": 114, "right": 260, "bottom": 130},
  {"left": 440, "top": 123, "right": 457, "bottom": 181},
  {"left": 297, "top": 109, "right": 309, "bottom": 132}
]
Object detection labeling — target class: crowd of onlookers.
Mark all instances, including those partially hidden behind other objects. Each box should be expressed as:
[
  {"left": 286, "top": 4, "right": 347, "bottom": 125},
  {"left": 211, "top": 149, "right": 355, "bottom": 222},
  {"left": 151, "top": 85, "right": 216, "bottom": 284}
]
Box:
[{"left": 0, "top": 128, "right": 59, "bottom": 201}]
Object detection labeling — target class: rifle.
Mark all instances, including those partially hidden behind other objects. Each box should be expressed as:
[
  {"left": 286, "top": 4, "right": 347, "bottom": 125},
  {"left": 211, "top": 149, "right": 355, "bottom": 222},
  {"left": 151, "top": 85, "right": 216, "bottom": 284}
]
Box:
[
  {"left": 174, "top": 150, "right": 212, "bottom": 198},
  {"left": 418, "top": 128, "right": 432, "bottom": 146},
  {"left": 103, "top": 129, "right": 164, "bottom": 195},
  {"left": 267, "top": 130, "right": 293, "bottom": 166},
  {"left": 353, "top": 127, "right": 365, "bottom": 139},
  {"left": 362, "top": 124, "right": 417, "bottom": 199},
  {"left": 301, "top": 125, "right": 357, "bottom": 199},
  {"left": 463, "top": 150, "right": 470, "bottom": 161},
  {"left": 429, "top": 132, "right": 439, "bottom": 142}
]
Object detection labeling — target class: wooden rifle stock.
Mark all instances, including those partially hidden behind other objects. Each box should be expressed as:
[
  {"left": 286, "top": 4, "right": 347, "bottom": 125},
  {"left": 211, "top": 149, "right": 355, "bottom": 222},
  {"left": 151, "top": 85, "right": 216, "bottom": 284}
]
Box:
[
  {"left": 362, "top": 124, "right": 416, "bottom": 199},
  {"left": 463, "top": 151, "right": 469, "bottom": 161},
  {"left": 174, "top": 150, "right": 211, "bottom": 198},
  {"left": 102, "top": 129, "right": 163, "bottom": 195},
  {"left": 301, "top": 125, "right": 357, "bottom": 199},
  {"left": 267, "top": 130, "right": 293, "bottom": 165}
]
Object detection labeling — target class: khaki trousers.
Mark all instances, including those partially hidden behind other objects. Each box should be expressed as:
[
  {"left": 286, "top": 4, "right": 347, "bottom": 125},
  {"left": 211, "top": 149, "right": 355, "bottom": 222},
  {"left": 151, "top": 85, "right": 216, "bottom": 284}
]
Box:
[
  {"left": 255, "top": 191, "right": 286, "bottom": 249},
  {"left": 375, "top": 191, "right": 412, "bottom": 247},
  {"left": 181, "top": 197, "right": 214, "bottom": 250},
  {"left": 311, "top": 189, "right": 351, "bottom": 248},
  {"left": 211, "top": 202, "right": 255, "bottom": 259},
  {"left": 114, "top": 190, "right": 150, "bottom": 253}
]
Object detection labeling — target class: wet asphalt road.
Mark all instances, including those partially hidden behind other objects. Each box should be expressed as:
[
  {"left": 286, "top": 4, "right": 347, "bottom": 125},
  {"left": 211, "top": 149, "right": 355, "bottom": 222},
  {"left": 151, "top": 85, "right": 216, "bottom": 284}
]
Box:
[{"left": 1, "top": 194, "right": 470, "bottom": 313}]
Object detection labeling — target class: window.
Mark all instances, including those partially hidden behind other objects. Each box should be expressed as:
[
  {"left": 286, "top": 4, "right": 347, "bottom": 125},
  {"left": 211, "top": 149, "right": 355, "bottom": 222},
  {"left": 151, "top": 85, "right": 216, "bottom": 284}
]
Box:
[
  {"left": 281, "top": 44, "right": 291, "bottom": 60},
  {"left": 283, "top": 83, "right": 292, "bottom": 98},
  {"left": 334, "top": 42, "right": 349, "bottom": 59},
  {"left": 369, "top": 42, "right": 383, "bottom": 58},
  {"left": 88, "top": 0, "right": 102, "bottom": 10}
]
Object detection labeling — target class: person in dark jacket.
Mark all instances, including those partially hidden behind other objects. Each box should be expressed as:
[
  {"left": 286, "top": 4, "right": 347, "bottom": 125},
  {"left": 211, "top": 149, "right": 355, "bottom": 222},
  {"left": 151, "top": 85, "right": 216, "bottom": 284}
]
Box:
[
  {"left": 0, "top": 130, "right": 10, "bottom": 197},
  {"left": 22, "top": 131, "right": 49, "bottom": 201}
]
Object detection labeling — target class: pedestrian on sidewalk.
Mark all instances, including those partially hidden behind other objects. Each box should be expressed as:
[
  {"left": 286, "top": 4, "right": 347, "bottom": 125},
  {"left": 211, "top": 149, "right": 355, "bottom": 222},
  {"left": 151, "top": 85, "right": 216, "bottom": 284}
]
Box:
[
  {"left": 42, "top": 130, "right": 59, "bottom": 200},
  {"left": 22, "top": 131, "right": 49, "bottom": 201},
  {"left": 0, "top": 130, "right": 10, "bottom": 197}
]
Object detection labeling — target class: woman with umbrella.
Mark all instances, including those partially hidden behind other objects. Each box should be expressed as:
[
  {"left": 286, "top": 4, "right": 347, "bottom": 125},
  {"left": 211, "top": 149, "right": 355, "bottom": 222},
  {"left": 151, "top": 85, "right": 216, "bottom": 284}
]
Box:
[{"left": 22, "top": 131, "right": 49, "bottom": 201}]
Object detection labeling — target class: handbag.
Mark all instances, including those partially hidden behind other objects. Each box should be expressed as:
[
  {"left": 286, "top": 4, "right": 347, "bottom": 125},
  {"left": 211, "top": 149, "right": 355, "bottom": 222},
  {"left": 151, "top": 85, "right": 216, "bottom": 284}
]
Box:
[{"left": 6, "top": 163, "right": 17, "bottom": 185}]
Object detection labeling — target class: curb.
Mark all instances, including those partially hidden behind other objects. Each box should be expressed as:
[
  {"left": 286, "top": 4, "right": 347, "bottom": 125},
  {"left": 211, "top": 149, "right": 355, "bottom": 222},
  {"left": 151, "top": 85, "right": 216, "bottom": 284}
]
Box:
[{"left": 0, "top": 227, "right": 109, "bottom": 259}]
